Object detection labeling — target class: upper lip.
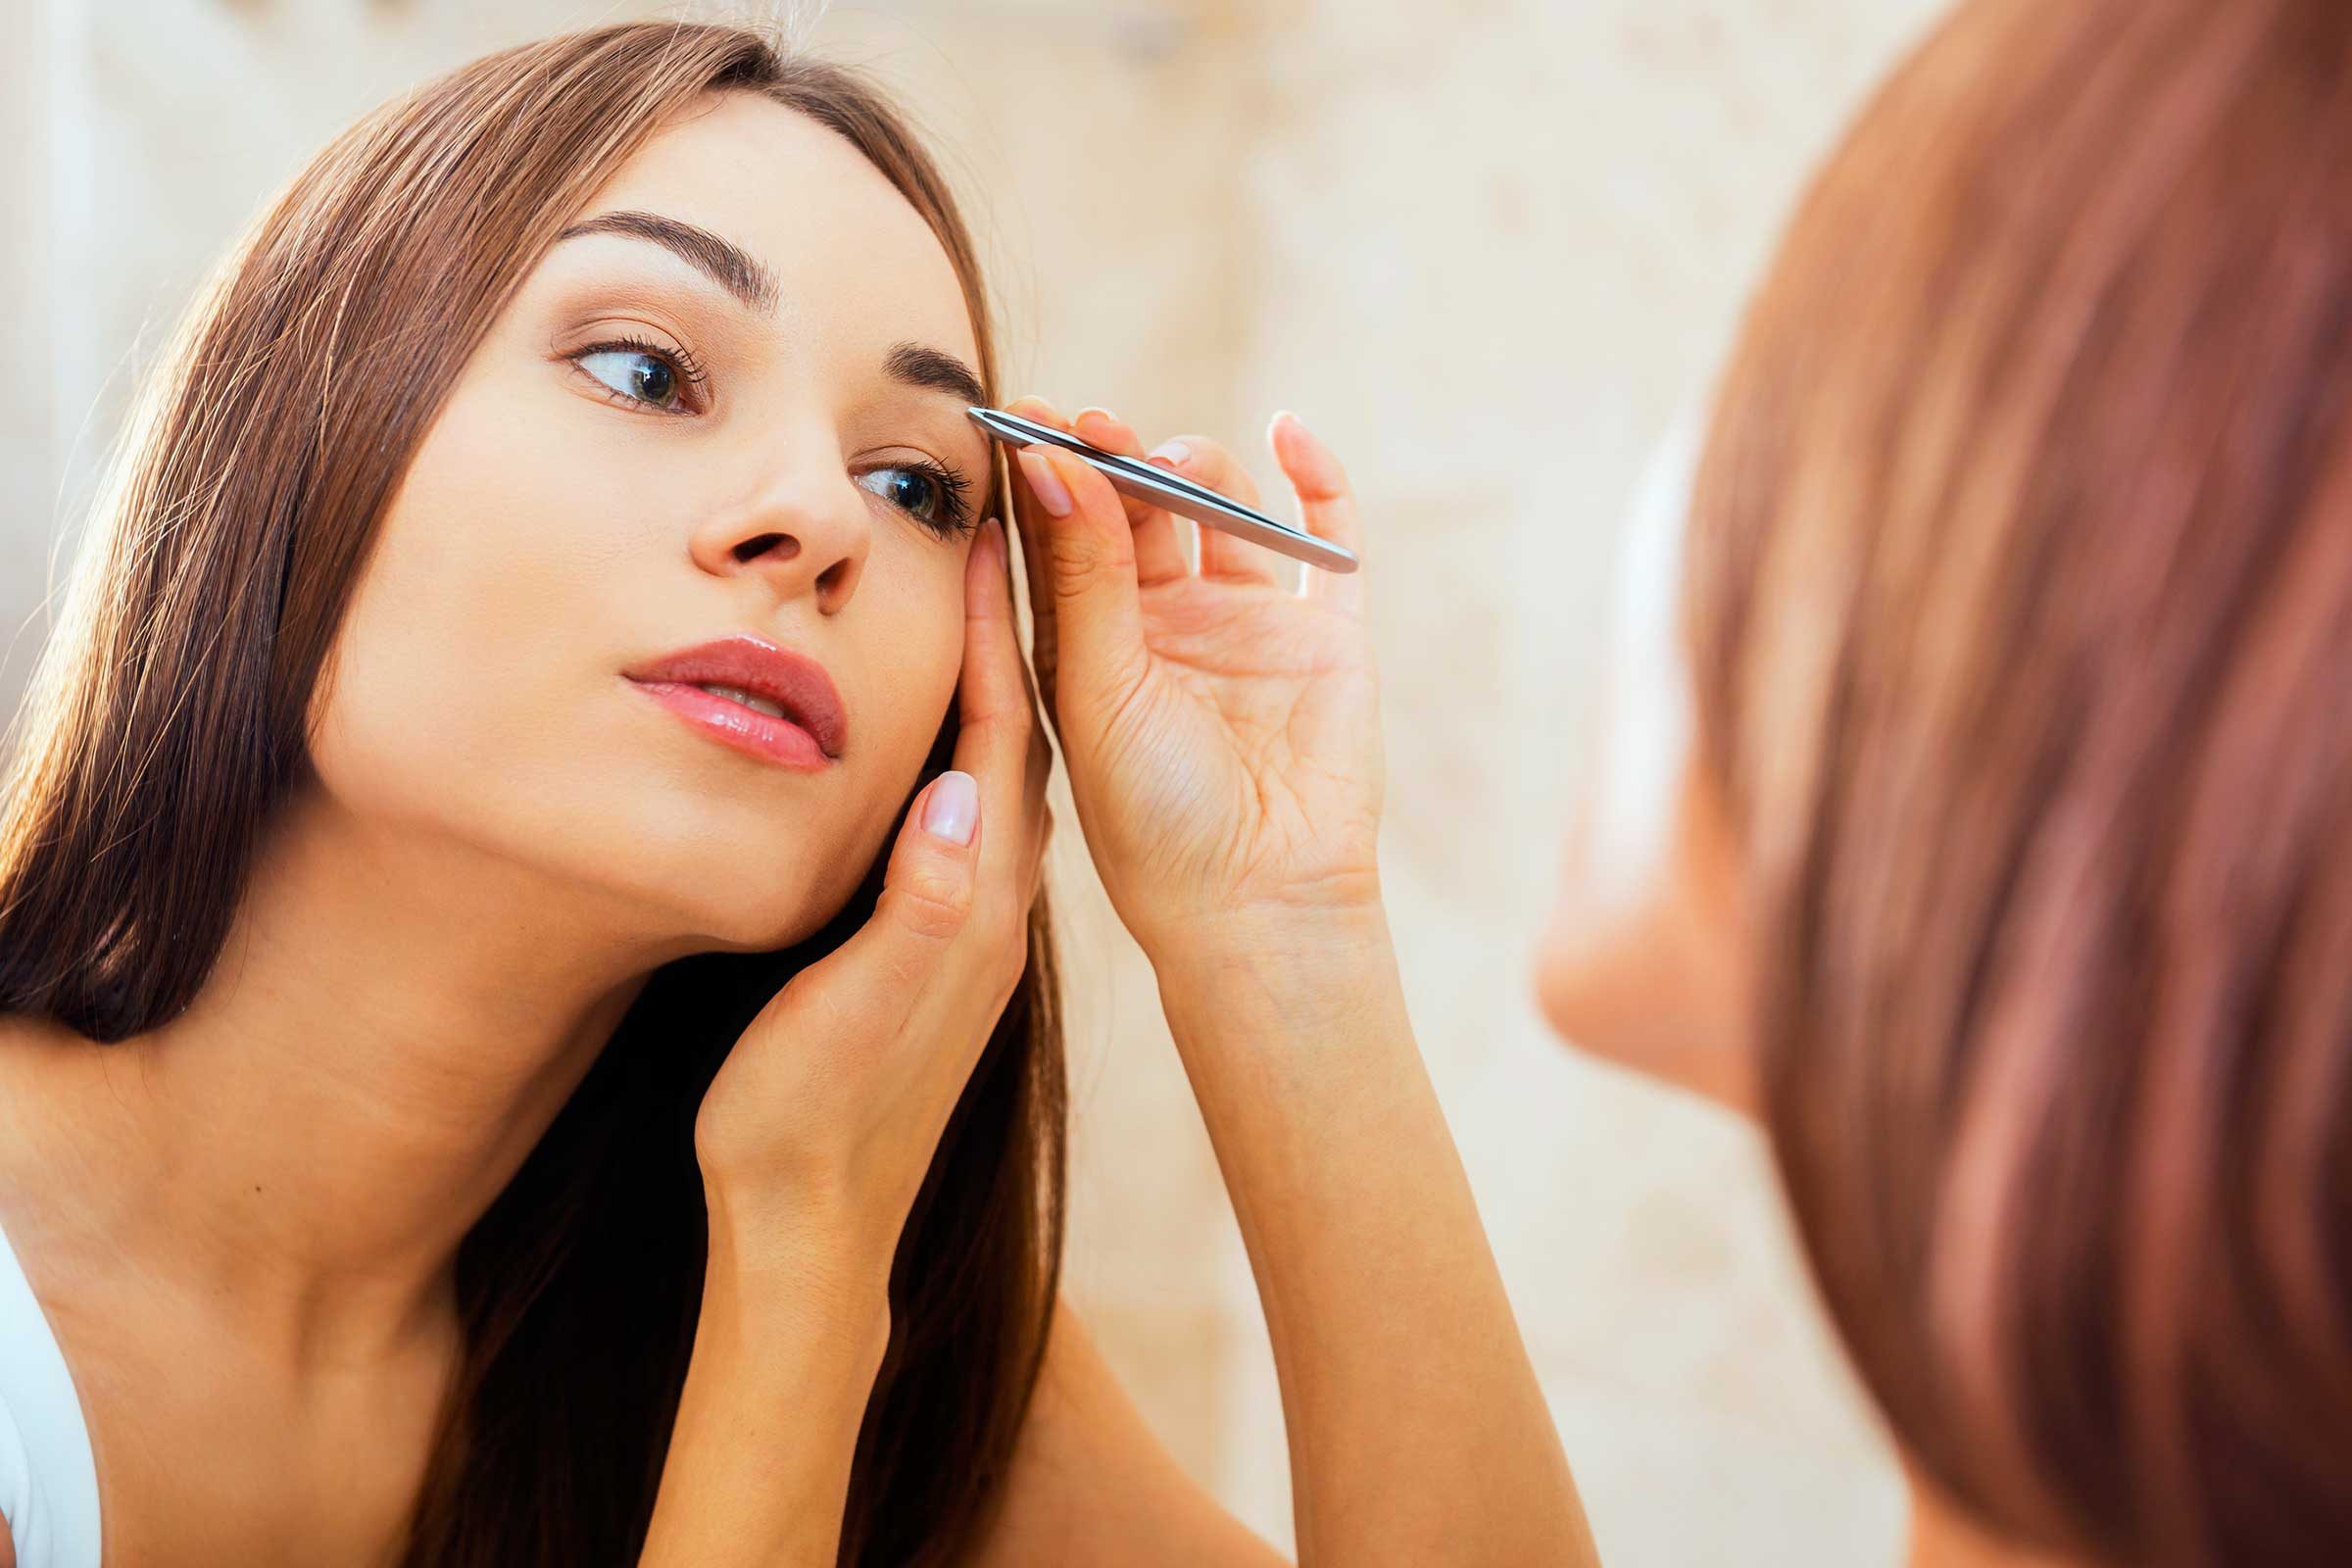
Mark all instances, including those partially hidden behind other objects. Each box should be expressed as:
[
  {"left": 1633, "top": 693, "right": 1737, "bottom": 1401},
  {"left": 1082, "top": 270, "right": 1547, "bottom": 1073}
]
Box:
[{"left": 624, "top": 634, "right": 849, "bottom": 759}]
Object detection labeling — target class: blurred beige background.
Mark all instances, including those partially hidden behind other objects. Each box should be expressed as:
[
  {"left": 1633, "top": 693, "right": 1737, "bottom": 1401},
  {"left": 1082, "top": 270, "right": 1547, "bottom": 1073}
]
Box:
[{"left": 2, "top": 0, "right": 1947, "bottom": 1561}]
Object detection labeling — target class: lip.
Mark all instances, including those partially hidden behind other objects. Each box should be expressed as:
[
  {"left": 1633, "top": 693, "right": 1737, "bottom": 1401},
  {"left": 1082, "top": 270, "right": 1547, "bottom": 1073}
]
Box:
[{"left": 622, "top": 634, "right": 848, "bottom": 771}]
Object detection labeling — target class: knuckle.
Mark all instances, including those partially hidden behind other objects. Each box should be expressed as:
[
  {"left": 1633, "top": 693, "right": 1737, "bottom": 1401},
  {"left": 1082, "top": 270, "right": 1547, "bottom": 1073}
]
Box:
[
  {"left": 1048, "top": 526, "right": 1133, "bottom": 595},
  {"left": 884, "top": 870, "right": 972, "bottom": 941}
]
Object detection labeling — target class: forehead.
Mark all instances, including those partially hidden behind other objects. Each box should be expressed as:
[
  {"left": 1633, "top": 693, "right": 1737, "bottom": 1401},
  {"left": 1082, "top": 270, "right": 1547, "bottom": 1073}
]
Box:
[{"left": 577, "top": 89, "right": 979, "bottom": 370}]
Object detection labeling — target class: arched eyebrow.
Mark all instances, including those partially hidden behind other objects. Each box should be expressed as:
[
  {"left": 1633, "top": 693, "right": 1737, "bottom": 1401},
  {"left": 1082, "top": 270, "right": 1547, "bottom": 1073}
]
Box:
[
  {"left": 885, "top": 343, "right": 986, "bottom": 408},
  {"left": 554, "top": 210, "right": 780, "bottom": 315},
  {"left": 553, "top": 210, "right": 987, "bottom": 409}
]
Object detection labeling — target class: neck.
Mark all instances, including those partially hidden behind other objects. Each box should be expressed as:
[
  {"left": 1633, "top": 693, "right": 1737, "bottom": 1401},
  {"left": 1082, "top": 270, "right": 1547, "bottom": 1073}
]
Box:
[{"left": 14, "top": 780, "right": 681, "bottom": 1366}]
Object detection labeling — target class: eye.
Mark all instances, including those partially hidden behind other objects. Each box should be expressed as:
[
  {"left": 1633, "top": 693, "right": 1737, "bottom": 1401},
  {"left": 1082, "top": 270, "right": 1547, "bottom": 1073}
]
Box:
[
  {"left": 568, "top": 336, "right": 706, "bottom": 414},
  {"left": 856, "top": 462, "right": 975, "bottom": 538}
]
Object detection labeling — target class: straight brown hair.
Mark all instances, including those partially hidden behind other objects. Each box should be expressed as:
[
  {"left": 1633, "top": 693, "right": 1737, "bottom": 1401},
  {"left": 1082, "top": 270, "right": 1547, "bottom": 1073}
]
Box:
[
  {"left": 1685, "top": 0, "right": 2352, "bottom": 1562},
  {"left": 0, "top": 22, "right": 1064, "bottom": 1567}
]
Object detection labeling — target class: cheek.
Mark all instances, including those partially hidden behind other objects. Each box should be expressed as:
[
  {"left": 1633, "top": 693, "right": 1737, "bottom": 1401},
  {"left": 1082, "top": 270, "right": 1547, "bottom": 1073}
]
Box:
[
  {"left": 1533, "top": 784, "right": 1750, "bottom": 1111},
  {"left": 1538, "top": 428, "right": 1699, "bottom": 1053},
  {"left": 1535, "top": 414, "right": 1752, "bottom": 1106},
  {"left": 849, "top": 543, "right": 970, "bottom": 790},
  {"left": 310, "top": 382, "right": 596, "bottom": 808},
  {"left": 300, "top": 375, "right": 753, "bottom": 928},
  {"left": 766, "top": 551, "right": 968, "bottom": 927}
]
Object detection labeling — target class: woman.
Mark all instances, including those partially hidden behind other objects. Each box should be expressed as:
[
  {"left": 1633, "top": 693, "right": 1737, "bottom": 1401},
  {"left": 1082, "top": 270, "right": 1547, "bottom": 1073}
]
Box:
[
  {"left": 1012, "top": 2, "right": 2352, "bottom": 1567},
  {"left": 0, "top": 20, "right": 1587, "bottom": 1568},
  {"left": 1545, "top": 0, "right": 2352, "bottom": 1559}
]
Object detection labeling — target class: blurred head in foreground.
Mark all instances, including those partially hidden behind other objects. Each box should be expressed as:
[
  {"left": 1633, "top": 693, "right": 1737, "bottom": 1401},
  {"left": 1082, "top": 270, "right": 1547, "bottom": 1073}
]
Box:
[{"left": 1538, "top": 1, "right": 2352, "bottom": 1563}]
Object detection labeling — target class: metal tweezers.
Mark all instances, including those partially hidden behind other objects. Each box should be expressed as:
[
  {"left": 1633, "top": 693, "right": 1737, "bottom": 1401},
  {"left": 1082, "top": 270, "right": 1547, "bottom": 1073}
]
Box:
[{"left": 968, "top": 406, "right": 1360, "bottom": 575}]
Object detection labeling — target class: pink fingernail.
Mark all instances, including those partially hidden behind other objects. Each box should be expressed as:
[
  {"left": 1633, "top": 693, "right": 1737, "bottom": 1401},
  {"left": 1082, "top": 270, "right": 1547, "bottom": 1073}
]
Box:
[
  {"left": 1018, "top": 447, "right": 1074, "bottom": 516},
  {"left": 1149, "top": 438, "right": 1191, "bottom": 468},
  {"left": 922, "top": 770, "right": 979, "bottom": 846}
]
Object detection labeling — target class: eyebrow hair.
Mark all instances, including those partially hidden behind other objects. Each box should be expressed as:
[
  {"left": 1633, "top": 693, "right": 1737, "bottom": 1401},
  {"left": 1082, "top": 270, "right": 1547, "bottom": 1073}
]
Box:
[
  {"left": 886, "top": 342, "right": 987, "bottom": 409},
  {"left": 553, "top": 210, "right": 988, "bottom": 411},
  {"left": 553, "top": 210, "right": 779, "bottom": 315}
]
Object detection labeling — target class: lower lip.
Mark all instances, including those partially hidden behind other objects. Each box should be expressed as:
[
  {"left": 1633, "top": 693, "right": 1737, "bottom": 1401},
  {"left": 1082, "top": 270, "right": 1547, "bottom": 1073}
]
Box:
[{"left": 625, "top": 678, "right": 834, "bottom": 771}]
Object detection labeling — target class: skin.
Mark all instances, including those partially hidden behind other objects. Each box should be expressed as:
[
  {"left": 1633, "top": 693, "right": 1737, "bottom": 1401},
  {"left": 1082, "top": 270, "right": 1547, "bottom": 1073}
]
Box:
[
  {"left": 989, "top": 403, "right": 1597, "bottom": 1565},
  {"left": 0, "top": 72, "right": 2059, "bottom": 1568},
  {"left": 1526, "top": 432, "right": 2080, "bottom": 1568},
  {"left": 0, "top": 85, "right": 1584, "bottom": 1568},
  {"left": 0, "top": 90, "right": 1039, "bottom": 1566}
]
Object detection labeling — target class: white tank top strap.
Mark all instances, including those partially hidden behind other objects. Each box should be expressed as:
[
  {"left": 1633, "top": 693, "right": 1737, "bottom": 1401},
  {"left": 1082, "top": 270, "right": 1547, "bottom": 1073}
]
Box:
[{"left": 0, "top": 1214, "right": 101, "bottom": 1568}]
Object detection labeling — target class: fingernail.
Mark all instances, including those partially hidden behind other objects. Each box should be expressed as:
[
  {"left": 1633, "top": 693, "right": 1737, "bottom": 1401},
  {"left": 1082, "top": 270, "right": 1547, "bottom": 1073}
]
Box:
[
  {"left": 1018, "top": 447, "right": 1073, "bottom": 516},
  {"left": 1149, "top": 438, "right": 1191, "bottom": 468},
  {"left": 922, "top": 770, "right": 979, "bottom": 846}
]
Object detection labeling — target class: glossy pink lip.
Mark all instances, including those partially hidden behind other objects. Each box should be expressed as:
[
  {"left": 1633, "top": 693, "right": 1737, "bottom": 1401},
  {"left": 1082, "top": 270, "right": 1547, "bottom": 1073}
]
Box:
[{"left": 622, "top": 634, "right": 848, "bottom": 770}]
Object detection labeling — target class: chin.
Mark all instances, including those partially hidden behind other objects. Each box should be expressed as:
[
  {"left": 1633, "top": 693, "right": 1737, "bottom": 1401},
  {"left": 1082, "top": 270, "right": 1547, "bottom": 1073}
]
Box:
[{"left": 1533, "top": 898, "right": 1758, "bottom": 1116}]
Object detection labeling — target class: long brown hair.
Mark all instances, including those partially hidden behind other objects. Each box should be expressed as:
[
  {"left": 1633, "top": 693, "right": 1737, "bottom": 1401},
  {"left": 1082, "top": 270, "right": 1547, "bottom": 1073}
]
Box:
[
  {"left": 0, "top": 22, "right": 1064, "bottom": 1566},
  {"left": 1685, "top": 0, "right": 2352, "bottom": 1563}
]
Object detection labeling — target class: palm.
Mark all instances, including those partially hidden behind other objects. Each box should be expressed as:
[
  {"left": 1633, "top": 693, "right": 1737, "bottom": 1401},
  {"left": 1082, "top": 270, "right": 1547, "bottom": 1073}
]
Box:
[
  {"left": 1004, "top": 403, "right": 1384, "bottom": 947},
  {"left": 1064, "top": 575, "right": 1381, "bottom": 947}
]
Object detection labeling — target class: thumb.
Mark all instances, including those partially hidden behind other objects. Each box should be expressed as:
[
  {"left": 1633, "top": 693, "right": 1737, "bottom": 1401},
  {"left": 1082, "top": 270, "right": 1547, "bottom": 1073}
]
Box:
[
  {"left": 794, "top": 769, "right": 983, "bottom": 1023},
  {"left": 867, "top": 767, "right": 983, "bottom": 963},
  {"left": 696, "top": 770, "right": 982, "bottom": 1195}
]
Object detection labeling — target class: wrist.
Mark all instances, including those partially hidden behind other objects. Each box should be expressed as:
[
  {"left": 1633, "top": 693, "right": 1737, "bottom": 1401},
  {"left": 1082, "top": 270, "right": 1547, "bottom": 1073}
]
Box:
[
  {"left": 1149, "top": 895, "right": 1396, "bottom": 982},
  {"left": 1150, "top": 900, "right": 1405, "bottom": 1042},
  {"left": 702, "top": 1174, "right": 895, "bottom": 1352}
]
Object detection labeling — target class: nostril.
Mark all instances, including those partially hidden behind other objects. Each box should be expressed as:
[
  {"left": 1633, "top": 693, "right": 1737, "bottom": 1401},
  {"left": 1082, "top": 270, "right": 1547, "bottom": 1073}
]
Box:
[
  {"left": 733, "top": 531, "right": 796, "bottom": 564},
  {"left": 816, "top": 559, "right": 850, "bottom": 597}
]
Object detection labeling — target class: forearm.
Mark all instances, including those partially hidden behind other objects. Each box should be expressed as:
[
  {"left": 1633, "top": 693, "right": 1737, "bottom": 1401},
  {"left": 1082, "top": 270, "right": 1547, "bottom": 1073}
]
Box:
[
  {"left": 638, "top": 1196, "right": 891, "bottom": 1567},
  {"left": 1153, "top": 908, "right": 1596, "bottom": 1568}
]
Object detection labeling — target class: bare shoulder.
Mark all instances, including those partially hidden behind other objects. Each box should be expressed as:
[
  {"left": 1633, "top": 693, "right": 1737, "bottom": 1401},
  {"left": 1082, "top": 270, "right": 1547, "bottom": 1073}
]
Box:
[{"left": 969, "top": 1298, "right": 1290, "bottom": 1568}]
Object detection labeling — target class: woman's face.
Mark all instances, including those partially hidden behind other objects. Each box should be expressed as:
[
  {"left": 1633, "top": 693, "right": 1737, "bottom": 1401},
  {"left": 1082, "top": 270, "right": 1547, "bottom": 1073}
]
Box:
[
  {"left": 1531, "top": 422, "right": 1754, "bottom": 1110},
  {"left": 308, "top": 91, "right": 993, "bottom": 954}
]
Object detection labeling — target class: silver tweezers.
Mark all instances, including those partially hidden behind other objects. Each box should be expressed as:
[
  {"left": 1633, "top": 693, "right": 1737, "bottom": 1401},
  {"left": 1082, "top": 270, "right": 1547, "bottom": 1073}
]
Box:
[{"left": 967, "top": 407, "right": 1360, "bottom": 575}]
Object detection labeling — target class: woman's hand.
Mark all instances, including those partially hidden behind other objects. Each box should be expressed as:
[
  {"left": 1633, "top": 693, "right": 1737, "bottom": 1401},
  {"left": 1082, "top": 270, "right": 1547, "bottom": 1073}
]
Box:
[
  {"left": 1002, "top": 405, "right": 1595, "bottom": 1567},
  {"left": 690, "top": 515, "right": 1052, "bottom": 1293},
  {"left": 1003, "top": 400, "right": 1380, "bottom": 959}
]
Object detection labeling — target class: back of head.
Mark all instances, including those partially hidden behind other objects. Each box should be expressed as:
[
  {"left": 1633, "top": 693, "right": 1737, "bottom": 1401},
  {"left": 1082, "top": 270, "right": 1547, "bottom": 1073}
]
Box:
[{"left": 1686, "top": 0, "right": 2352, "bottom": 1561}]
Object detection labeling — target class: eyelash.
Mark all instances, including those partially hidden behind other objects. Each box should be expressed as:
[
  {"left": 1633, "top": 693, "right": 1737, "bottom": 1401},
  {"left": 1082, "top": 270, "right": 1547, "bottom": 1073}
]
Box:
[
  {"left": 568, "top": 333, "right": 710, "bottom": 414},
  {"left": 564, "top": 336, "right": 978, "bottom": 539},
  {"left": 894, "top": 459, "right": 978, "bottom": 539}
]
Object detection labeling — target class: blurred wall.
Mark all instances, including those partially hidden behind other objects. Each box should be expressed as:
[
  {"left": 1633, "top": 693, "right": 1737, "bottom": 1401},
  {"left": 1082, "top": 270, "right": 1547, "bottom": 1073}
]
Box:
[{"left": 3, "top": 1, "right": 1948, "bottom": 1562}]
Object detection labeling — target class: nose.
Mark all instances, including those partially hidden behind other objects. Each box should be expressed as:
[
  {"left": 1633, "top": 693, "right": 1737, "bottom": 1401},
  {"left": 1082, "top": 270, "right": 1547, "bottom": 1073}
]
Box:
[{"left": 688, "top": 460, "right": 871, "bottom": 615}]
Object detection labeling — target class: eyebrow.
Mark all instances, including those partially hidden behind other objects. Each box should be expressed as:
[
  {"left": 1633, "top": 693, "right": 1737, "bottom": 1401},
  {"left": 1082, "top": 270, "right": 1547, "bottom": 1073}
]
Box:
[
  {"left": 554, "top": 210, "right": 780, "bottom": 315},
  {"left": 552, "top": 210, "right": 989, "bottom": 412},
  {"left": 885, "top": 342, "right": 987, "bottom": 409}
]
